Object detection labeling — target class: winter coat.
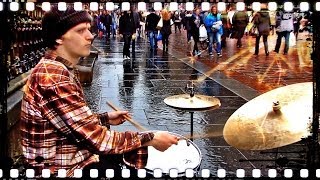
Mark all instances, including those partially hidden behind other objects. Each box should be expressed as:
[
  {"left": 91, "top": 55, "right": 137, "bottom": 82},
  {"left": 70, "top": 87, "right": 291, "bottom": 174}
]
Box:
[
  {"left": 186, "top": 14, "right": 202, "bottom": 41},
  {"left": 204, "top": 13, "right": 223, "bottom": 34},
  {"left": 232, "top": 11, "right": 249, "bottom": 30},
  {"left": 160, "top": 19, "right": 172, "bottom": 36},
  {"left": 145, "top": 13, "right": 160, "bottom": 31},
  {"left": 254, "top": 10, "right": 271, "bottom": 35},
  {"left": 119, "top": 12, "right": 136, "bottom": 35}
]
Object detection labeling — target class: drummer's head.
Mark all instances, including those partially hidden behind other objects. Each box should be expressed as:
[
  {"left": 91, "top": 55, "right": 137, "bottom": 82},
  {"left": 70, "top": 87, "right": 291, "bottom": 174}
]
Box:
[{"left": 42, "top": 5, "right": 93, "bottom": 50}]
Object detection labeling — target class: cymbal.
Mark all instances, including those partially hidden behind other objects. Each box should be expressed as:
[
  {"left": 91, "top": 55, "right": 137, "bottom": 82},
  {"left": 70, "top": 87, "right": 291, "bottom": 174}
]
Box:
[
  {"left": 164, "top": 94, "right": 221, "bottom": 111},
  {"left": 223, "top": 82, "right": 312, "bottom": 150}
]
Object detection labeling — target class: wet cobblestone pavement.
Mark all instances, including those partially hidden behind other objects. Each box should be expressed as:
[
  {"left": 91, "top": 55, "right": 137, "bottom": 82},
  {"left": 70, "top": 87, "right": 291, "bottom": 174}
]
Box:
[{"left": 81, "top": 29, "right": 312, "bottom": 177}]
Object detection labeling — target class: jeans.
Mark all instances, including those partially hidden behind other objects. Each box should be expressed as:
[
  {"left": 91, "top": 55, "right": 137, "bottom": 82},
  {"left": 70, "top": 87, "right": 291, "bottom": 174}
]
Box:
[
  {"left": 274, "top": 31, "right": 291, "bottom": 53},
  {"left": 255, "top": 34, "right": 269, "bottom": 54},
  {"left": 208, "top": 32, "right": 222, "bottom": 54},
  {"left": 148, "top": 31, "right": 158, "bottom": 49}
]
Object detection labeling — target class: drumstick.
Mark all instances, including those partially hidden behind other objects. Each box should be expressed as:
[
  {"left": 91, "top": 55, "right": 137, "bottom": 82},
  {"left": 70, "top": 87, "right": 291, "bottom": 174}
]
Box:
[{"left": 106, "top": 101, "right": 147, "bottom": 131}]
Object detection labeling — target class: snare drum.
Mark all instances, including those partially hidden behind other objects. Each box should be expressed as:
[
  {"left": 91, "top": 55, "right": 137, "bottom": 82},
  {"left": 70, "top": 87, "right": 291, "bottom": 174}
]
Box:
[{"left": 123, "top": 132, "right": 202, "bottom": 177}]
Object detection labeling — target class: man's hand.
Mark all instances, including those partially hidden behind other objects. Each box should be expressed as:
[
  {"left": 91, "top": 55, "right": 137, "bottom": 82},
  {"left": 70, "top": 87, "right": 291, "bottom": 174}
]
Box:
[
  {"left": 143, "top": 131, "right": 179, "bottom": 152},
  {"left": 108, "top": 111, "right": 129, "bottom": 125}
]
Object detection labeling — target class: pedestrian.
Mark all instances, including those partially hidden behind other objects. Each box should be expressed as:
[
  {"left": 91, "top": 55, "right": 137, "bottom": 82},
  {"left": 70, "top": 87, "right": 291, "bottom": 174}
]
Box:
[
  {"left": 232, "top": 9, "right": 249, "bottom": 48},
  {"left": 160, "top": 10, "right": 173, "bottom": 52},
  {"left": 185, "top": 8, "right": 203, "bottom": 56},
  {"left": 119, "top": 10, "right": 137, "bottom": 59},
  {"left": 20, "top": 5, "right": 179, "bottom": 178},
  {"left": 145, "top": 8, "right": 160, "bottom": 51},
  {"left": 101, "top": 10, "right": 112, "bottom": 42},
  {"left": 253, "top": 5, "right": 270, "bottom": 56},
  {"left": 204, "top": 5, "right": 223, "bottom": 57},
  {"left": 173, "top": 11, "right": 182, "bottom": 33},
  {"left": 130, "top": 6, "right": 140, "bottom": 56},
  {"left": 274, "top": 9, "right": 294, "bottom": 55}
]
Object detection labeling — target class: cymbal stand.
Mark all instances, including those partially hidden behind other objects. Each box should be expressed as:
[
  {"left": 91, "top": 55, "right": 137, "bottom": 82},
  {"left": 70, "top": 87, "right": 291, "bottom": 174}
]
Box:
[{"left": 185, "top": 81, "right": 195, "bottom": 141}]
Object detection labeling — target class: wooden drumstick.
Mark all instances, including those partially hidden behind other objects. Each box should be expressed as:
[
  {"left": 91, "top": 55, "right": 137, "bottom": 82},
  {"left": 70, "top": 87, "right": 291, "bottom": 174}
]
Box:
[{"left": 106, "top": 101, "right": 147, "bottom": 131}]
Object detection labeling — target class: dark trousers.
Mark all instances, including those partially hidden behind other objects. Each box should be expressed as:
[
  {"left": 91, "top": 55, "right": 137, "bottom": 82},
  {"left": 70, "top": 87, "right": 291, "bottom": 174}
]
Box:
[
  {"left": 236, "top": 27, "right": 246, "bottom": 47},
  {"left": 274, "top": 31, "right": 290, "bottom": 54},
  {"left": 132, "top": 38, "right": 136, "bottom": 56},
  {"left": 162, "top": 34, "right": 169, "bottom": 51},
  {"left": 104, "top": 24, "right": 111, "bottom": 40},
  {"left": 255, "top": 34, "right": 269, "bottom": 54},
  {"left": 123, "top": 34, "right": 132, "bottom": 57},
  {"left": 174, "top": 22, "right": 181, "bottom": 33}
]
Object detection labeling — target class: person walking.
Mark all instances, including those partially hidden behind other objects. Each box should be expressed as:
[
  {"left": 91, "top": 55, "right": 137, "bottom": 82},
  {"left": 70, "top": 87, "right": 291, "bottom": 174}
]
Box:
[
  {"left": 204, "top": 5, "right": 223, "bottom": 57},
  {"left": 119, "top": 10, "right": 137, "bottom": 59},
  {"left": 145, "top": 8, "right": 160, "bottom": 51},
  {"left": 274, "top": 9, "right": 294, "bottom": 55},
  {"left": 232, "top": 9, "right": 249, "bottom": 48},
  {"left": 253, "top": 5, "right": 271, "bottom": 56},
  {"left": 160, "top": 10, "right": 172, "bottom": 52}
]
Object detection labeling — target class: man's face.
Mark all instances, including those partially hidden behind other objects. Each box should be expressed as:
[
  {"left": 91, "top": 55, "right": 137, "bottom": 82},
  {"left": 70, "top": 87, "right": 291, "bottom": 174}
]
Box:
[{"left": 60, "top": 22, "right": 94, "bottom": 59}]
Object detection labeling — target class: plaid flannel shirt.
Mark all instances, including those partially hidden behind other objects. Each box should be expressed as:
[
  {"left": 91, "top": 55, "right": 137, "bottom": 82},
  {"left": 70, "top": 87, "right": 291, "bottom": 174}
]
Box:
[{"left": 20, "top": 51, "right": 154, "bottom": 177}]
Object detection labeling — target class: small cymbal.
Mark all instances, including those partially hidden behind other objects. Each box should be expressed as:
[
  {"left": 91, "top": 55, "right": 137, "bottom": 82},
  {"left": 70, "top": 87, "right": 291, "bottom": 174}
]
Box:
[
  {"left": 164, "top": 94, "right": 221, "bottom": 111},
  {"left": 223, "top": 82, "right": 312, "bottom": 150}
]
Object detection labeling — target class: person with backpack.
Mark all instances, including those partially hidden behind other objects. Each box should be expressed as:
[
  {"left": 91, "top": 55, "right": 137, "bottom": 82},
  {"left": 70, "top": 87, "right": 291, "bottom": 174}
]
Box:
[
  {"left": 232, "top": 9, "right": 249, "bottom": 48},
  {"left": 274, "top": 9, "right": 294, "bottom": 55},
  {"left": 253, "top": 5, "right": 271, "bottom": 56}
]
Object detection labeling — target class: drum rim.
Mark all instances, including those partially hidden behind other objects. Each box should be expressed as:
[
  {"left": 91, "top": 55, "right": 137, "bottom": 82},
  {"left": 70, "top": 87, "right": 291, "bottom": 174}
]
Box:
[{"left": 123, "top": 131, "right": 202, "bottom": 176}]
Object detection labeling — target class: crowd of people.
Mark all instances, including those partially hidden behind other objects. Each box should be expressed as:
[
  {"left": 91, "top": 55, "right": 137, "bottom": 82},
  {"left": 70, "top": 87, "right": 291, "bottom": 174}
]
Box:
[{"left": 89, "top": 4, "right": 312, "bottom": 58}]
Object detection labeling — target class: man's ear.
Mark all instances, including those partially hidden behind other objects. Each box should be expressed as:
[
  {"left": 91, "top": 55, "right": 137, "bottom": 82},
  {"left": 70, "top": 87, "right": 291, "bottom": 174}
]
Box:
[{"left": 56, "top": 39, "right": 63, "bottom": 45}]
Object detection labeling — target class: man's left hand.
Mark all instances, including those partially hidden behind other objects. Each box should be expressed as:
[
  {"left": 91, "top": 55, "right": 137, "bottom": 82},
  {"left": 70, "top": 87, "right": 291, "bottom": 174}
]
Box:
[{"left": 108, "top": 111, "right": 129, "bottom": 125}]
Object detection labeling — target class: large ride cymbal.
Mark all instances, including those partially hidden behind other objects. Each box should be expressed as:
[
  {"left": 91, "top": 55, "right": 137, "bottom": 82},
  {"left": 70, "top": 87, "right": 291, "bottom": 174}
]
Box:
[
  {"left": 223, "top": 82, "right": 312, "bottom": 150},
  {"left": 164, "top": 94, "right": 221, "bottom": 111}
]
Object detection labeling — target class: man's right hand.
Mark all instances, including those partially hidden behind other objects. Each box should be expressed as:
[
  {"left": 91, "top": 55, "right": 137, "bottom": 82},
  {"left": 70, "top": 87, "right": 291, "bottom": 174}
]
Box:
[{"left": 144, "top": 131, "right": 179, "bottom": 152}]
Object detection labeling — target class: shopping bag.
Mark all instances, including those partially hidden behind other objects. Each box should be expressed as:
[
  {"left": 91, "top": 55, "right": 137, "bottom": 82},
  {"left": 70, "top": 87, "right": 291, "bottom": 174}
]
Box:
[
  {"left": 157, "top": 31, "right": 162, "bottom": 41},
  {"left": 170, "top": 19, "right": 174, "bottom": 26},
  {"left": 156, "top": 18, "right": 163, "bottom": 29},
  {"left": 199, "top": 25, "right": 207, "bottom": 38},
  {"left": 289, "top": 32, "right": 296, "bottom": 47},
  {"left": 246, "top": 22, "right": 254, "bottom": 33}
]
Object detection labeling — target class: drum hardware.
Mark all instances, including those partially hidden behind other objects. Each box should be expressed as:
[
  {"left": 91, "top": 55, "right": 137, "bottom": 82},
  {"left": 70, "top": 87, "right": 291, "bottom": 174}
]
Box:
[
  {"left": 164, "top": 84, "right": 221, "bottom": 141},
  {"left": 223, "top": 82, "right": 312, "bottom": 150},
  {"left": 185, "top": 81, "right": 195, "bottom": 97}
]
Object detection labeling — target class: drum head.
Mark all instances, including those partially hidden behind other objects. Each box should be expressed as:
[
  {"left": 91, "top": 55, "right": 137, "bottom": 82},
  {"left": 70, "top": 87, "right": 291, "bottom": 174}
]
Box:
[{"left": 145, "top": 132, "right": 202, "bottom": 175}]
